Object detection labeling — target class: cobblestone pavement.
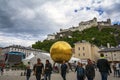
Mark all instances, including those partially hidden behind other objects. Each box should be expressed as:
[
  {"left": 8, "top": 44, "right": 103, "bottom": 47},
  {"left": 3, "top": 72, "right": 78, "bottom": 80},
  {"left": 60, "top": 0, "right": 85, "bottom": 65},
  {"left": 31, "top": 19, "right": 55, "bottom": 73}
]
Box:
[{"left": 0, "top": 70, "right": 120, "bottom": 80}]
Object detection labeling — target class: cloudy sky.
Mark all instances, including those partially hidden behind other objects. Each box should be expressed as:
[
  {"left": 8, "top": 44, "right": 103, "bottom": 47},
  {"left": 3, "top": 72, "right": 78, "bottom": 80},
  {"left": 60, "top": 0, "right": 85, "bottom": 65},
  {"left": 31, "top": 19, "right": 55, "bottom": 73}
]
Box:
[{"left": 0, "top": 0, "right": 120, "bottom": 47}]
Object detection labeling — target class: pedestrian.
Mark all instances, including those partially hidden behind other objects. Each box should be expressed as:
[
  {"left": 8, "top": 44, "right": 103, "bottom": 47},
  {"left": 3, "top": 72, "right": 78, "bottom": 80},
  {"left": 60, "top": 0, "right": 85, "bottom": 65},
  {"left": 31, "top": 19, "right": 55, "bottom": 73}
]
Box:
[
  {"left": 61, "top": 61, "right": 68, "bottom": 80},
  {"left": 118, "top": 62, "right": 120, "bottom": 77},
  {"left": 33, "top": 58, "right": 44, "bottom": 80},
  {"left": 26, "top": 64, "right": 32, "bottom": 80},
  {"left": 75, "top": 62, "right": 85, "bottom": 80},
  {"left": 0, "top": 66, "right": 1, "bottom": 74},
  {"left": 0, "top": 67, "right": 1, "bottom": 76},
  {"left": 68, "top": 62, "right": 73, "bottom": 71},
  {"left": 93, "top": 61, "right": 97, "bottom": 71},
  {"left": 44, "top": 60, "right": 52, "bottom": 80},
  {"left": 85, "top": 59, "right": 95, "bottom": 80},
  {"left": 116, "top": 62, "right": 120, "bottom": 77},
  {"left": 112, "top": 62, "right": 117, "bottom": 77},
  {"left": 97, "top": 53, "right": 112, "bottom": 80},
  {"left": 1, "top": 66, "right": 4, "bottom": 75},
  {"left": 74, "top": 61, "right": 77, "bottom": 69}
]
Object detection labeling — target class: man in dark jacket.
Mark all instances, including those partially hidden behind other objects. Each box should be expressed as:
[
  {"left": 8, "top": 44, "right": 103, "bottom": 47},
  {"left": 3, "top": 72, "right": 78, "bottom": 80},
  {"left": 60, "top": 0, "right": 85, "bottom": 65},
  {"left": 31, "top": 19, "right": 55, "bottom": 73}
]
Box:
[
  {"left": 97, "top": 54, "right": 112, "bottom": 80},
  {"left": 61, "top": 61, "right": 68, "bottom": 80},
  {"left": 33, "top": 58, "right": 44, "bottom": 80}
]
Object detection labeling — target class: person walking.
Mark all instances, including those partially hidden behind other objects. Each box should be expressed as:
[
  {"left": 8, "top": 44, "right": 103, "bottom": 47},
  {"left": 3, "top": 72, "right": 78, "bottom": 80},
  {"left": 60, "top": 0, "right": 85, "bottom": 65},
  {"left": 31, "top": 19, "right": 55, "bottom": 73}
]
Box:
[
  {"left": 97, "top": 53, "right": 112, "bottom": 80},
  {"left": 26, "top": 62, "right": 32, "bottom": 80},
  {"left": 44, "top": 60, "right": 52, "bottom": 80},
  {"left": 33, "top": 58, "right": 44, "bottom": 80},
  {"left": 0, "top": 66, "right": 1, "bottom": 75},
  {"left": 0, "top": 66, "right": 4, "bottom": 76},
  {"left": 68, "top": 62, "right": 73, "bottom": 71},
  {"left": 85, "top": 59, "right": 95, "bottom": 80},
  {"left": 75, "top": 62, "right": 85, "bottom": 80},
  {"left": 93, "top": 61, "right": 97, "bottom": 71},
  {"left": 61, "top": 61, "right": 68, "bottom": 80},
  {"left": 117, "top": 62, "right": 120, "bottom": 77},
  {"left": 116, "top": 62, "right": 120, "bottom": 77},
  {"left": 112, "top": 62, "right": 117, "bottom": 77}
]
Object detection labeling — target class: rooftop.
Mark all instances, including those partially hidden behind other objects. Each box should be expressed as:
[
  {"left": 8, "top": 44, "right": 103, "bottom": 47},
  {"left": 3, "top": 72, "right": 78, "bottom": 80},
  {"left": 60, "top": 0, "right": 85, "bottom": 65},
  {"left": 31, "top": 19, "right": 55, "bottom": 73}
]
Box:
[{"left": 99, "top": 47, "right": 120, "bottom": 52}]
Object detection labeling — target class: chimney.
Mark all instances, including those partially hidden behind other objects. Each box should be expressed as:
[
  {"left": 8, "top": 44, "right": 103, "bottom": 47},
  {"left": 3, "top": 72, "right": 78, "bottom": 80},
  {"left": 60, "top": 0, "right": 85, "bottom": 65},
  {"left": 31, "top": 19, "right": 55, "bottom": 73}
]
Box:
[{"left": 107, "top": 43, "right": 110, "bottom": 48}]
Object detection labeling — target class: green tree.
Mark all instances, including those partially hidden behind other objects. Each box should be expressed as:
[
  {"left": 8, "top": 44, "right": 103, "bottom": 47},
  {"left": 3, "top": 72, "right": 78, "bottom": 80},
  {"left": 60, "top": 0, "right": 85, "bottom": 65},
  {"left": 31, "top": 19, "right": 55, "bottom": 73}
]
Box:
[{"left": 32, "top": 27, "right": 119, "bottom": 52}]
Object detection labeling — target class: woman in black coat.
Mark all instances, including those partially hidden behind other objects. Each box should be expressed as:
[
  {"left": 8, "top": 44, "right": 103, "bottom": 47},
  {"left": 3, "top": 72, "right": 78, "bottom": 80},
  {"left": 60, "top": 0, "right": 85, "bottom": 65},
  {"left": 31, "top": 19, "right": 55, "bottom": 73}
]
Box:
[{"left": 85, "top": 59, "right": 95, "bottom": 80}]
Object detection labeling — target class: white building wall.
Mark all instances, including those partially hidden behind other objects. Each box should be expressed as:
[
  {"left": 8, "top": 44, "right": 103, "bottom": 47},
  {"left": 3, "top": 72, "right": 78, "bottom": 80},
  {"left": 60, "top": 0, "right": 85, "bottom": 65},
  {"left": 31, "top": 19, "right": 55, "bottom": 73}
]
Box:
[
  {"left": 2, "top": 46, "right": 42, "bottom": 58},
  {"left": 47, "top": 35, "right": 55, "bottom": 40},
  {"left": 102, "top": 51, "right": 120, "bottom": 62}
]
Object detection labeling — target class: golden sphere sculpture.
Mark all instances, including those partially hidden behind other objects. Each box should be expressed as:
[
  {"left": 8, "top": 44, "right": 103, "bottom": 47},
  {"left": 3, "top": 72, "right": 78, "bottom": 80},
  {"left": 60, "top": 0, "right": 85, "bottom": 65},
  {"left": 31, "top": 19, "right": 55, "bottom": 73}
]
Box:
[{"left": 50, "top": 41, "right": 72, "bottom": 63}]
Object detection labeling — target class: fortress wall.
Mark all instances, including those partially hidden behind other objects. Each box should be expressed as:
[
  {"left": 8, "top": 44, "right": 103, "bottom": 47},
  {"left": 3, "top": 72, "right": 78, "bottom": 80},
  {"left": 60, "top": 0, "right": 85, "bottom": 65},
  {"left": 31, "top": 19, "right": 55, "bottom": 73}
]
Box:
[
  {"left": 98, "top": 25, "right": 120, "bottom": 31},
  {"left": 47, "top": 18, "right": 117, "bottom": 40}
]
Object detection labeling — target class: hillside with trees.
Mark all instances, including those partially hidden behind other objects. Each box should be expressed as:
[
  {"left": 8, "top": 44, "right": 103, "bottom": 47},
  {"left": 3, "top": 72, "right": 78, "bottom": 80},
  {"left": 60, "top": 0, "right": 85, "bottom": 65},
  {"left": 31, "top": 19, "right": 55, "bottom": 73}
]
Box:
[{"left": 32, "top": 27, "right": 120, "bottom": 52}]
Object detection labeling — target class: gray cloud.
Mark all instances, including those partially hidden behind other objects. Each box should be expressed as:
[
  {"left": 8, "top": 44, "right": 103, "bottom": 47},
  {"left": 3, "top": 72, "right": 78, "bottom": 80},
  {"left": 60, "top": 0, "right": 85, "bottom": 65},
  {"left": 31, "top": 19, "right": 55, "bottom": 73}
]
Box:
[
  {"left": 0, "top": 0, "right": 59, "bottom": 40},
  {"left": 103, "top": 3, "right": 120, "bottom": 15},
  {"left": 0, "top": 0, "right": 120, "bottom": 47},
  {"left": 0, "top": 9, "right": 14, "bottom": 30}
]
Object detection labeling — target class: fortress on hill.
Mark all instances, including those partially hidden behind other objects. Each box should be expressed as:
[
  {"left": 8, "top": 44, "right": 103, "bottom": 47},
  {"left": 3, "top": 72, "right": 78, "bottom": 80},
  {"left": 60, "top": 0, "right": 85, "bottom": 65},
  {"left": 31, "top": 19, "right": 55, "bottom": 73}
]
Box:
[
  {"left": 60, "top": 17, "right": 111, "bottom": 33},
  {"left": 46, "top": 17, "right": 119, "bottom": 40}
]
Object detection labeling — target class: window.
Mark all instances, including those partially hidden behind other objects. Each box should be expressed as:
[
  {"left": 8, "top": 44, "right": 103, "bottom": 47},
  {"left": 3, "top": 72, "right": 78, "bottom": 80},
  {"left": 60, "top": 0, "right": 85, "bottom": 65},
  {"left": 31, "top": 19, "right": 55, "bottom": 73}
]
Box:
[
  {"left": 114, "top": 54, "right": 116, "bottom": 56},
  {"left": 79, "top": 53, "right": 80, "bottom": 56},
  {"left": 83, "top": 53, "right": 85, "bottom": 56},
  {"left": 78, "top": 47, "right": 80, "bottom": 50},
  {"left": 83, "top": 47, "right": 85, "bottom": 50},
  {"left": 18, "top": 49, "right": 20, "bottom": 52},
  {"left": 106, "top": 54, "right": 107, "bottom": 56}
]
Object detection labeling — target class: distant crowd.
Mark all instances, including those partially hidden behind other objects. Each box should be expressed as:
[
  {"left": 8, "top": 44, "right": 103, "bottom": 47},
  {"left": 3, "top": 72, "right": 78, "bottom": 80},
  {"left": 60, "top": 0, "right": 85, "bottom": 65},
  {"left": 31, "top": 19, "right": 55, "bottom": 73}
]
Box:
[
  {"left": 112, "top": 61, "right": 120, "bottom": 77},
  {"left": 1, "top": 53, "right": 120, "bottom": 80},
  {"left": 24, "top": 53, "right": 120, "bottom": 80}
]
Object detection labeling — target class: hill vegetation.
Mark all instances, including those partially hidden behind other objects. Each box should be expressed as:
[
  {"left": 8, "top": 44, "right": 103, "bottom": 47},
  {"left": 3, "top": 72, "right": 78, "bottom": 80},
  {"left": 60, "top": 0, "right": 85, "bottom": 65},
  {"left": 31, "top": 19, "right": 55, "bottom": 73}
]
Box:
[{"left": 32, "top": 27, "right": 120, "bottom": 52}]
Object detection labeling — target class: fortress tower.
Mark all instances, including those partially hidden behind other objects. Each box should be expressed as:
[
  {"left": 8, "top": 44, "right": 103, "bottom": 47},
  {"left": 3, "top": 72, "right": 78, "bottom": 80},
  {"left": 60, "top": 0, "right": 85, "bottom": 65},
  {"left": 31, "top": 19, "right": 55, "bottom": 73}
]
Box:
[{"left": 107, "top": 19, "right": 111, "bottom": 25}]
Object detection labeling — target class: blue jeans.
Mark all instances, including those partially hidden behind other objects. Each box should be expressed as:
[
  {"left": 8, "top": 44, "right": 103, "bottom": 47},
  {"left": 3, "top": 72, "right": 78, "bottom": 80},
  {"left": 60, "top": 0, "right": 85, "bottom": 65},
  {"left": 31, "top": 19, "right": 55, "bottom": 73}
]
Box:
[
  {"left": 44, "top": 73, "right": 51, "bottom": 80},
  {"left": 118, "top": 70, "right": 120, "bottom": 77},
  {"left": 36, "top": 72, "right": 41, "bottom": 80},
  {"left": 100, "top": 72, "right": 108, "bottom": 80},
  {"left": 87, "top": 77, "right": 94, "bottom": 80},
  {"left": 77, "top": 75, "right": 84, "bottom": 80},
  {"left": 61, "top": 72, "right": 66, "bottom": 80},
  {"left": 26, "top": 76, "right": 30, "bottom": 80}
]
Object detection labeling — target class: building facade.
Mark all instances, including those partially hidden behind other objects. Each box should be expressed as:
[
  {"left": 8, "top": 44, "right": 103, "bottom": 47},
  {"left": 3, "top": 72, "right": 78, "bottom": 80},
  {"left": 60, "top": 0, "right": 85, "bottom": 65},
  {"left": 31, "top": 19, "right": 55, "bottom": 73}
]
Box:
[
  {"left": 46, "top": 34, "right": 56, "bottom": 40},
  {"left": 0, "top": 47, "right": 2, "bottom": 55},
  {"left": 98, "top": 19, "right": 111, "bottom": 26},
  {"left": 2, "top": 45, "right": 42, "bottom": 58},
  {"left": 74, "top": 41, "right": 100, "bottom": 62},
  {"left": 0, "top": 48, "right": 5, "bottom": 67},
  {"left": 99, "top": 47, "right": 120, "bottom": 62}
]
